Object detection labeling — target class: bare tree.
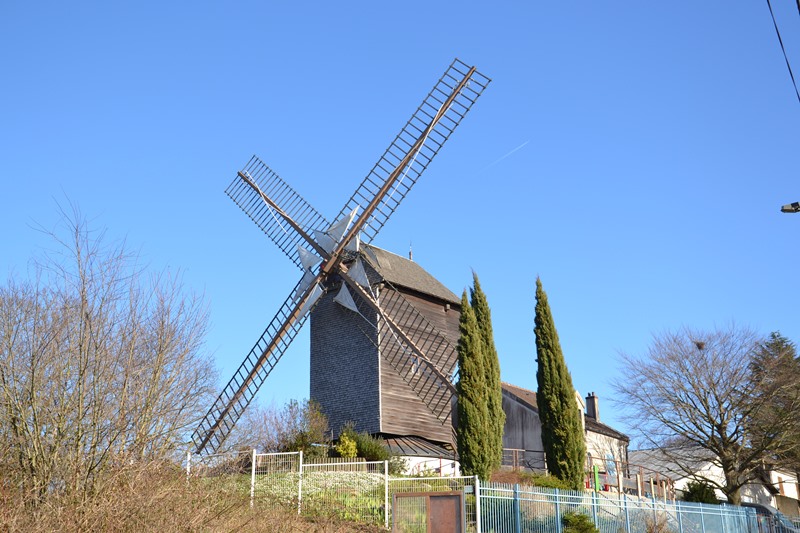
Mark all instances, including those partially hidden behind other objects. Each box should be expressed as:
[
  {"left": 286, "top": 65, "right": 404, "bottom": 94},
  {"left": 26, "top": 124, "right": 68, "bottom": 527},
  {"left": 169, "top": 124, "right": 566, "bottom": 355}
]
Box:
[
  {"left": 0, "top": 207, "right": 216, "bottom": 502},
  {"left": 615, "top": 324, "right": 800, "bottom": 504},
  {"left": 234, "top": 399, "right": 330, "bottom": 458}
]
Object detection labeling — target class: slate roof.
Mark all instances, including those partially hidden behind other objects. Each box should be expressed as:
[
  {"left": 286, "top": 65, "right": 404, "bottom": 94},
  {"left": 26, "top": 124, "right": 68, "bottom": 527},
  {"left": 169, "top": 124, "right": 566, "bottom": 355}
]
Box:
[
  {"left": 381, "top": 434, "right": 455, "bottom": 458},
  {"left": 363, "top": 245, "right": 460, "bottom": 305},
  {"left": 501, "top": 382, "right": 630, "bottom": 443}
]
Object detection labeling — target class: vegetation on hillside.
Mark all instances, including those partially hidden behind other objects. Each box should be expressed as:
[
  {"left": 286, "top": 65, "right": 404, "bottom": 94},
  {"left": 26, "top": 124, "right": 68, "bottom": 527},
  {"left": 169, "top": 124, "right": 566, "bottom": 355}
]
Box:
[{"left": 0, "top": 207, "right": 216, "bottom": 504}]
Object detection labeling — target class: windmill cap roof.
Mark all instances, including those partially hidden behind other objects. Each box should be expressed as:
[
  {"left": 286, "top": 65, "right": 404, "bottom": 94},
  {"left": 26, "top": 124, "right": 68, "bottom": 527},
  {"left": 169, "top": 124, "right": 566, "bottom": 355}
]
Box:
[{"left": 363, "top": 244, "right": 460, "bottom": 305}]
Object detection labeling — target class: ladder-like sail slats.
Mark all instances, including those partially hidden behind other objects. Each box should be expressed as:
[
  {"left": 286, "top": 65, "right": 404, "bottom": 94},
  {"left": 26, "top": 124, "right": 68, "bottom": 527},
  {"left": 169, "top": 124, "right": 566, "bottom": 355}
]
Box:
[
  {"left": 343, "top": 284, "right": 454, "bottom": 425},
  {"left": 226, "top": 156, "right": 331, "bottom": 269},
  {"left": 377, "top": 289, "right": 459, "bottom": 383},
  {"left": 191, "top": 278, "right": 315, "bottom": 454},
  {"left": 335, "top": 59, "right": 490, "bottom": 245}
]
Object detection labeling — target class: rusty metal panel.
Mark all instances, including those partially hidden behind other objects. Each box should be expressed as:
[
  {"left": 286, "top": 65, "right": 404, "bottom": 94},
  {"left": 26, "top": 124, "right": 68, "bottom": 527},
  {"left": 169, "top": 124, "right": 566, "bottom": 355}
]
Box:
[{"left": 392, "top": 491, "right": 464, "bottom": 533}]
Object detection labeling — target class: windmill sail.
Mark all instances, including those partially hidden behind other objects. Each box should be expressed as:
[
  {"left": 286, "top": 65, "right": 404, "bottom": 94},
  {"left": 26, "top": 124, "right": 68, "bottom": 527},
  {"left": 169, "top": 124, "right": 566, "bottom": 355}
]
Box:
[
  {"left": 194, "top": 59, "right": 487, "bottom": 456},
  {"left": 336, "top": 269, "right": 459, "bottom": 427},
  {"left": 335, "top": 59, "right": 490, "bottom": 245},
  {"left": 191, "top": 276, "right": 322, "bottom": 454},
  {"left": 226, "top": 156, "right": 331, "bottom": 270}
]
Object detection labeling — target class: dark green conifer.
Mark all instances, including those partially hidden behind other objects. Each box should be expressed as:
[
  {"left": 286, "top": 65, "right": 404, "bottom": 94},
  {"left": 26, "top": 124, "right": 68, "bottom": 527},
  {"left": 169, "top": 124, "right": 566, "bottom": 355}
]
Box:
[
  {"left": 534, "top": 277, "right": 586, "bottom": 490},
  {"left": 470, "top": 273, "right": 505, "bottom": 473},
  {"left": 456, "top": 290, "right": 491, "bottom": 480}
]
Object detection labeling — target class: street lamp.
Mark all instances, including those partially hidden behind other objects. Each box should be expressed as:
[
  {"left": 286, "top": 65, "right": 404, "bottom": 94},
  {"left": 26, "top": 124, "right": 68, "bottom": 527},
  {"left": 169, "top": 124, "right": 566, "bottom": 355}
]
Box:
[{"left": 781, "top": 202, "right": 800, "bottom": 213}]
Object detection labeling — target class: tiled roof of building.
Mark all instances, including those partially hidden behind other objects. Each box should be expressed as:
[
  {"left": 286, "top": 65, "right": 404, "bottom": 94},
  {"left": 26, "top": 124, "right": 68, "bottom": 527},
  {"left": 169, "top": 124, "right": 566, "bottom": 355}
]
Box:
[
  {"left": 502, "top": 382, "right": 538, "bottom": 410},
  {"left": 363, "top": 245, "right": 460, "bottom": 305},
  {"left": 501, "top": 382, "right": 629, "bottom": 443}
]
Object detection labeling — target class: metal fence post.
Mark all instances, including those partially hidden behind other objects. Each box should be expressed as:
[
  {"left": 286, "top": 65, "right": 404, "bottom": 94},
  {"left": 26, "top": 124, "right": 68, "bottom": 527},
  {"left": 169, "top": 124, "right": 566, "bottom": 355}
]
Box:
[
  {"left": 513, "top": 484, "right": 522, "bottom": 533},
  {"left": 700, "top": 502, "right": 706, "bottom": 533},
  {"left": 250, "top": 448, "right": 257, "bottom": 508},
  {"left": 591, "top": 490, "right": 598, "bottom": 527},
  {"left": 555, "top": 488, "right": 563, "bottom": 533},
  {"left": 298, "top": 450, "right": 304, "bottom": 515},
  {"left": 652, "top": 495, "right": 657, "bottom": 528},
  {"left": 384, "top": 460, "right": 389, "bottom": 530},
  {"left": 475, "top": 476, "right": 482, "bottom": 533},
  {"left": 624, "top": 493, "right": 631, "bottom": 533},
  {"left": 186, "top": 450, "right": 191, "bottom": 483},
  {"left": 677, "top": 500, "right": 684, "bottom": 533}
]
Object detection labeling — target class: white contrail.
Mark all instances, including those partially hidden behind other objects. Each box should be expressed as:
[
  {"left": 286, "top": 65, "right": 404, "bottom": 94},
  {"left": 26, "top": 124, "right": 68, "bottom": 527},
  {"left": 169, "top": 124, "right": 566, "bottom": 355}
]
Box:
[{"left": 482, "top": 140, "right": 530, "bottom": 171}]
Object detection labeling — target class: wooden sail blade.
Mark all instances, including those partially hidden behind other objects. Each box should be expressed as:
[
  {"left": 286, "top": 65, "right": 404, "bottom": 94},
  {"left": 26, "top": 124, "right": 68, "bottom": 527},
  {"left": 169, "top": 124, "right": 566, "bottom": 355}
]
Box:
[
  {"left": 334, "top": 59, "right": 490, "bottom": 246},
  {"left": 225, "top": 155, "right": 331, "bottom": 269},
  {"left": 376, "top": 288, "right": 460, "bottom": 384},
  {"left": 191, "top": 275, "right": 324, "bottom": 455},
  {"left": 337, "top": 271, "right": 458, "bottom": 428}
]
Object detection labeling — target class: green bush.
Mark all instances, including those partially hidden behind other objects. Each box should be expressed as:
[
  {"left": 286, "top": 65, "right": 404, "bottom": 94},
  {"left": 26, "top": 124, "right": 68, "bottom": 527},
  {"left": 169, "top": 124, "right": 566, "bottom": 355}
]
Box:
[
  {"left": 682, "top": 480, "right": 719, "bottom": 504},
  {"left": 336, "top": 425, "right": 405, "bottom": 475},
  {"left": 335, "top": 434, "right": 357, "bottom": 459},
  {"left": 562, "top": 511, "right": 599, "bottom": 533},
  {"left": 525, "top": 472, "right": 574, "bottom": 490}
]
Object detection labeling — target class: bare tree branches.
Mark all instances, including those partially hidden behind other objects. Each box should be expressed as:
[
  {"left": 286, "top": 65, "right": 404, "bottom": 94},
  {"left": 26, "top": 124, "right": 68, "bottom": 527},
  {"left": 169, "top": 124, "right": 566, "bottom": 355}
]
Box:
[
  {"left": 0, "top": 208, "right": 216, "bottom": 502},
  {"left": 614, "top": 324, "right": 800, "bottom": 504}
]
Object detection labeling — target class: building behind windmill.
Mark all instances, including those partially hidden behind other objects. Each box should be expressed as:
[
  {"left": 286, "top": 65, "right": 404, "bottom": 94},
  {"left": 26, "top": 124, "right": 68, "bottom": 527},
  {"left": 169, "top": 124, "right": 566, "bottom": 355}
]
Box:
[{"left": 310, "top": 245, "right": 630, "bottom": 475}]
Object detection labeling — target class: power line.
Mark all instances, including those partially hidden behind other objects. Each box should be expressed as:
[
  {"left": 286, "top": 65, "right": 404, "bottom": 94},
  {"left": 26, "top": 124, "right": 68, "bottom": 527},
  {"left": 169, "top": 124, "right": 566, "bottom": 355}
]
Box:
[{"left": 766, "top": 0, "right": 800, "bottom": 104}]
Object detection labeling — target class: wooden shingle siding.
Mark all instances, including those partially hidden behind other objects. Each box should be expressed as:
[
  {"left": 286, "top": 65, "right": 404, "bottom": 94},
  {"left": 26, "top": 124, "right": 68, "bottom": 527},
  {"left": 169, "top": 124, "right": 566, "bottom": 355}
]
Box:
[
  {"left": 310, "top": 292, "right": 381, "bottom": 437},
  {"left": 379, "top": 291, "right": 459, "bottom": 445}
]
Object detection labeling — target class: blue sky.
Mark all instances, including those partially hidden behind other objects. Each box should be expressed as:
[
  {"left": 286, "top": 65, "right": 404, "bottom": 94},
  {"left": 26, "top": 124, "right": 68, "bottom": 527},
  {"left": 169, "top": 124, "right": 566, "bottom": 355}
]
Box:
[{"left": 2, "top": 1, "right": 799, "bottom": 442}]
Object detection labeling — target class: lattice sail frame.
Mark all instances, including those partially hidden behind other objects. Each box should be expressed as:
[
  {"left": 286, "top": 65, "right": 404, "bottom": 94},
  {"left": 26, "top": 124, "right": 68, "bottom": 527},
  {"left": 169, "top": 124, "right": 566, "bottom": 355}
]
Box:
[
  {"left": 337, "top": 59, "right": 490, "bottom": 244},
  {"left": 192, "top": 59, "right": 489, "bottom": 455},
  {"left": 333, "top": 255, "right": 460, "bottom": 427}
]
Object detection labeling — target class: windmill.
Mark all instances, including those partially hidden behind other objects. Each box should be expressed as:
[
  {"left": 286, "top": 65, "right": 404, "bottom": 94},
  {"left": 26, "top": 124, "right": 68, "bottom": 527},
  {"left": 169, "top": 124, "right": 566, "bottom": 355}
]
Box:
[{"left": 192, "top": 59, "right": 490, "bottom": 455}]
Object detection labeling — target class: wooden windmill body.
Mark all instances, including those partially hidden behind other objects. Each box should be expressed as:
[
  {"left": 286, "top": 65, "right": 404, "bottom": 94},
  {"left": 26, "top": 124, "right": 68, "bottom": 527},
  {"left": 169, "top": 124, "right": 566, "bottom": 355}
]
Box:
[
  {"left": 310, "top": 245, "right": 461, "bottom": 447},
  {"left": 191, "top": 59, "right": 489, "bottom": 456}
]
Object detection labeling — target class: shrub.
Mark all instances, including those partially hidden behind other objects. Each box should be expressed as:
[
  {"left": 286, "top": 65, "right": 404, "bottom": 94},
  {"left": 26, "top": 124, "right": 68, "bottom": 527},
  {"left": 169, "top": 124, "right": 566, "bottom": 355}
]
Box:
[
  {"left": 335, "top": 434, "right": 357, "bottom": 459},
  {"left": 528, "top": 472, "right": 574, "bottom": 490},
  {"left": 682, "top": 480, "right": 719, "bottom": 504},
  {"left": 337, "top": 425, "right": 406, "bottom": 475},
  {"left": 562, "top": 511, "right": 599, "bottom": 533}
]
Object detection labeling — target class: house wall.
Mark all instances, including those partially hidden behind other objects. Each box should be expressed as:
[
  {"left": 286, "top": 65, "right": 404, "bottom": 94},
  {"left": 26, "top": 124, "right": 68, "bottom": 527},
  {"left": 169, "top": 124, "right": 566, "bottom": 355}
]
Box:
[
  {"left": 669, "top": 464, "right": 799, "bottom": 510},
  {"left": 501, "top": 389, "right": 629, "bottom": 472},
  {"left": 585, "top": 429, "right": 628, "bottom": 470},
  {"left": 501, "top": 390, "right": 543, "bottom": 452},
  {"left": 672, "top": 463, "right": 728, "bottom": 501},
  {"left": 769, "top": 470, "right": 800, "bottom": 501},
  {"left": 741, "top": 470, "right": 800, "bottom": 515}
]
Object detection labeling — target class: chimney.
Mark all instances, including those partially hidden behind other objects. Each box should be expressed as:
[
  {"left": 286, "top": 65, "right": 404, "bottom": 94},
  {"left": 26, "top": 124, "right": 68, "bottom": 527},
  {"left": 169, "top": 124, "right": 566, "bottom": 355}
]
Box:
[{"left": 586, "top": 392, "right": 600, "bottom": 422}]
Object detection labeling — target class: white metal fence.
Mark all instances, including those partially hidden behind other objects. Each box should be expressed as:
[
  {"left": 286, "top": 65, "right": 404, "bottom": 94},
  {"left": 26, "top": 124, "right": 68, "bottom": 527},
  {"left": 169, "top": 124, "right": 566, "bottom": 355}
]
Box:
[
  {"left": 188, "top": 451, "right": 766, "bottom": 532},
  {"left": 246, "top": 450, "right": 479, "bottom": 529}
]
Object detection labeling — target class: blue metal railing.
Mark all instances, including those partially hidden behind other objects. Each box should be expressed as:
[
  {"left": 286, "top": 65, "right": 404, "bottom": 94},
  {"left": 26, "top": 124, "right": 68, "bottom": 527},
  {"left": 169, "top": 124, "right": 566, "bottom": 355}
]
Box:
[{"left": 478, "top": 482, "right": 760, "bottom": 533}]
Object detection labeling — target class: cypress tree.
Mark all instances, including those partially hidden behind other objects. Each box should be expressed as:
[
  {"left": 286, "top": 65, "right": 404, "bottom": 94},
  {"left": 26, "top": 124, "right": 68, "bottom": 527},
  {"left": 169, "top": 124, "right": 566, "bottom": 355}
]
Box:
[
  {"left": 456, "top": 290, "right": 491, "bottom": 480},
  {"left": 470, "top": 272, "right": 505, "bottom": 473},
  {"left": 534, "top": 277, "right": 586, "bottom": 490}
]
